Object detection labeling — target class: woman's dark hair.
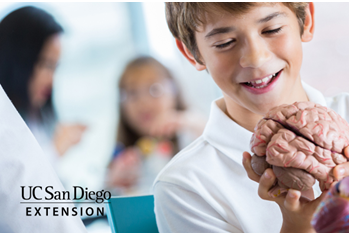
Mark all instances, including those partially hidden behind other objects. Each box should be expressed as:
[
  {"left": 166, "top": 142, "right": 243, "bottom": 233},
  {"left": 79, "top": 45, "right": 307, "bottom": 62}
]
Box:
[
  {"left": 0, "top": 6, "right": 63, "bottom": 118},
  {"left": 117, "top": 56, "right": 187, "bottom": 154}
]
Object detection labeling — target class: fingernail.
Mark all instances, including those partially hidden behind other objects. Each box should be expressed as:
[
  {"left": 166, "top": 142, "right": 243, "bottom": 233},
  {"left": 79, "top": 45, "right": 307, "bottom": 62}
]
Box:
[
  {"left": 288, "top": 190, "right": 296, "bottom": 198},
  {"left": 264, "top": 171, "right": 271, "bottom": 179}
]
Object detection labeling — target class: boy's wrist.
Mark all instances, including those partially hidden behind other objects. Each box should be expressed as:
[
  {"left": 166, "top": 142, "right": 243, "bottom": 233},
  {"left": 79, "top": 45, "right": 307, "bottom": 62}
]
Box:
[{"left": 280, "top": 223, "right": 316, "bottom": 233}]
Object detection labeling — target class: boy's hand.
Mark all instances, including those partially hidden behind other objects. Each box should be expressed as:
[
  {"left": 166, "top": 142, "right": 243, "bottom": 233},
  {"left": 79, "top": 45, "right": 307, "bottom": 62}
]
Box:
[
  {"left": 242, "top": 151, "right": 261, "bottom": 183},
  {"left": 333, "top": 146, "right": 349, "bottom": 180},
  {"left": 242, "top": 152, "right": 327, "bottom": 233}
]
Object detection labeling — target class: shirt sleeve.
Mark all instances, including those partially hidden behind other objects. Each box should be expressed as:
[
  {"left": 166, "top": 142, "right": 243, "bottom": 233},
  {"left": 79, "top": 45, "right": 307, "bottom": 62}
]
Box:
[{"left": 153, "top": 181, "right": 243, "bottom": 233}]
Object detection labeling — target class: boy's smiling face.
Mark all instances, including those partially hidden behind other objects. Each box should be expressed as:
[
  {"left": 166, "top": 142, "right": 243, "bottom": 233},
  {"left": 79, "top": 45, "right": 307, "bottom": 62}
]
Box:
[{"left": 178, "top": 3, "right": 314, "bottom": 130}]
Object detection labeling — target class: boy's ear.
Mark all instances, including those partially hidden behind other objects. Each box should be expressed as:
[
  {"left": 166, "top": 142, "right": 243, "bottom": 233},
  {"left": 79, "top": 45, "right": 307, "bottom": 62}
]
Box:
[
  {"left": 175, "top": 39, "right": 207, "bottom": 71},
  {"left": 301, "top": 2, "right": 315, "bottom": 42}
]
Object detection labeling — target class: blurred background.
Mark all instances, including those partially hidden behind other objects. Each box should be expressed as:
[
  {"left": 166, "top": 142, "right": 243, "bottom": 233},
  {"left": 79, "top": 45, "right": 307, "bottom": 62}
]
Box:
[
  {"left": 0, "top": 1, "right": 219, "bottom": 194},
  {"left": 0, "top": 2, "right": 348, "bottom": 233}
]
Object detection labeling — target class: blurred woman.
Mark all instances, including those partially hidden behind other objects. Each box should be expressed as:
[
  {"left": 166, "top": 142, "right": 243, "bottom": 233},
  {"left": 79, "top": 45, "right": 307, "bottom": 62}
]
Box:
[
  {"left": 0, "top": 6, "right": 86, "bottom": 165},
  {"left": 106, "top": 56, "right": 206, "bottom": 195}
]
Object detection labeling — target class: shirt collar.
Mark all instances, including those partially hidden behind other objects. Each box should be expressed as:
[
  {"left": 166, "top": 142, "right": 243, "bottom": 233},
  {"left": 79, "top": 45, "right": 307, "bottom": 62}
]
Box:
[
  {"left": 302, "top": 80, "right": 327, "bottom": 106},
  {"left": 203, "top": 81, "right": 326, "bottom": 165}
]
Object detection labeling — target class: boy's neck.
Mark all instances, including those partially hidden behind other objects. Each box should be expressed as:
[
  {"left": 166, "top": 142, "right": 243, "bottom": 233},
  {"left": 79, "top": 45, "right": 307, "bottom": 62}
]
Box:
[{"left": 222, "top": 79, "right": 308, "bottom": 132}]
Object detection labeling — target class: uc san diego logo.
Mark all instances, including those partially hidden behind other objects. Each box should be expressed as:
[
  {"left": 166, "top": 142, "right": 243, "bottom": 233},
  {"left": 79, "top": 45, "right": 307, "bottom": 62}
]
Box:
[{"left": 21, "top": 186, "right": 111, "bottom": 217}]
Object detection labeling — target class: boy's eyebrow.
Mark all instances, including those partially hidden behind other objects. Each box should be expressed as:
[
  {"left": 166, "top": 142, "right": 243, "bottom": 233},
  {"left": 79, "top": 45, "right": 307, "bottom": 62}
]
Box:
[
  {"left": 257, "top": 12, "right": 287, "bottom": 24},
  {"left": 204, "top": 12, "right": 287, "bottom": 39},
  {"left": 205, "top": 26, "right": 235, "bottom": 39}
]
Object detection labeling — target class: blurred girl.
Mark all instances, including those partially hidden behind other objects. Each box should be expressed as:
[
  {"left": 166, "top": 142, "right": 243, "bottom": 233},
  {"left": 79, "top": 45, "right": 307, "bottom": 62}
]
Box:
[
  {"left": 0, "top": 6, "right": 86, "bottom": 164},
  {"left": 106, "top": 56, "right": 206, "bottom": 195}
]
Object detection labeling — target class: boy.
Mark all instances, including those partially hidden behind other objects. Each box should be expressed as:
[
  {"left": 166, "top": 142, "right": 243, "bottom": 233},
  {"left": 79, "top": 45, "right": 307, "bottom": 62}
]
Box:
[{"left": 153, "top": 3, "right": 349, "bottom": 233}]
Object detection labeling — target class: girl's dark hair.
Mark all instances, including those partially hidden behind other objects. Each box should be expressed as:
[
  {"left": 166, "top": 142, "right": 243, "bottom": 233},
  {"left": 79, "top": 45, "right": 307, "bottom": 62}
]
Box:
[
  {"left": 117, "top": 56, "right": 187, "bottom": 154},
  {"left": 0, "top": 6, "right": 63, "bottom": 118}
]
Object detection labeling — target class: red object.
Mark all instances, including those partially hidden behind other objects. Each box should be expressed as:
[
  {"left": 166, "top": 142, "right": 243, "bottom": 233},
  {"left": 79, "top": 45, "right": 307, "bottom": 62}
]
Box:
[{"left": 157, "top": 141, "right": 173, "bottom": 157}]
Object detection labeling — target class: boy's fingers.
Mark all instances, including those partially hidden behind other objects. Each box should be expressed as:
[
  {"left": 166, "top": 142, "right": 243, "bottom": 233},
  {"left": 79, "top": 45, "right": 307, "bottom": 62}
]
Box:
[
  {"left": 333, "top": 163, "right": 349, "bottom": 180},
  {"left": 284, "top": 189, "right": 301, "bottom": 211},
  {"left": 334, "top": 147, "right": 349, "bottom": 180},
  {"left": 330, "top": 180, "right": 339, "bottom": 189},
  {"left": 258, "top": 169, "right": 276, "bottom": 200},
  {"left": 344, "top": 146, "right": 349, "bottom": 158},
  {"left": 309, "top": 189, "right": 328, "bottom": 209},
  {"left": 242, "top": 152, "right": 260, "bottom": 182}
]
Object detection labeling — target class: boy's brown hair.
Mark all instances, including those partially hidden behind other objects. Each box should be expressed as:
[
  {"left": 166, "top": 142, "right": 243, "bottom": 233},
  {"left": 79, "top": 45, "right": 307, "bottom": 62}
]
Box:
[{"left": 166, "top": 2, "right": 309, "bottom": 64}]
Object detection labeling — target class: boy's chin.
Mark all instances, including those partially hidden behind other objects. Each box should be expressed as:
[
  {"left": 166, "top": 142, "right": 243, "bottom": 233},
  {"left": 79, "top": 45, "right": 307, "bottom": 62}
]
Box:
[
  {"left": 250, "top": 100, "right": 283, "bottom": 116},
  {"left": 247, "top": 88, "right": 293, "bottom": 115}
]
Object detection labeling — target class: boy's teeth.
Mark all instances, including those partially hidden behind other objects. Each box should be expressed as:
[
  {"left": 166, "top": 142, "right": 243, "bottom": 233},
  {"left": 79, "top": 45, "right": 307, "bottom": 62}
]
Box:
[
  {"left": 249, "top": 73, "right": 277, "bottom": 85},
  {"left": 261, "top": 77, "right": 269, "bottom": 82}
]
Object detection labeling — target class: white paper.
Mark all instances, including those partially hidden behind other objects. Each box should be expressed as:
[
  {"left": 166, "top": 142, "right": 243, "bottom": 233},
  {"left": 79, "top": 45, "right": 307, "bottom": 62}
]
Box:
[{"left": 0, "top": 86, "right": 87, "bottom": 233}]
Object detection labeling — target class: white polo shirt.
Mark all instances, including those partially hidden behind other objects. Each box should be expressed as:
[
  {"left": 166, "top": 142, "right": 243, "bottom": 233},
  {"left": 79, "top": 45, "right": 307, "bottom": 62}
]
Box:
[{"left": 153, "top": 82, "right": 349, "bottom": 233}]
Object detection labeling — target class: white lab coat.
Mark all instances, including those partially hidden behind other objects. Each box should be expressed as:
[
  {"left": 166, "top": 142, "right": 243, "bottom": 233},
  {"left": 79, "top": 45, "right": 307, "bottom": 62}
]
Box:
[{"left": 0, "top": 86, "right": 87, "bottom": 233}]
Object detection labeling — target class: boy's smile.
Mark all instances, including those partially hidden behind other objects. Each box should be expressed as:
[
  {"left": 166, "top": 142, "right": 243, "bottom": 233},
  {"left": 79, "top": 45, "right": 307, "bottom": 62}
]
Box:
[
  {"left": 184, "top": 3, "right": 314, "bottom": 131},
  {"left": 241, "top": 69, "right": 282, "bottom": 94}
]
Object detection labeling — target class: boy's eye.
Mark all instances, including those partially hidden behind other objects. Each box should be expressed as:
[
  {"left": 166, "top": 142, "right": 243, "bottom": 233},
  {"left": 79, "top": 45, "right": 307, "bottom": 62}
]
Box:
[
  {"left": 262, "top": 27, "right": 282, "bottom": 35},
  {"left": 215, "top": 40, "right": 235, "bottom": 49}
]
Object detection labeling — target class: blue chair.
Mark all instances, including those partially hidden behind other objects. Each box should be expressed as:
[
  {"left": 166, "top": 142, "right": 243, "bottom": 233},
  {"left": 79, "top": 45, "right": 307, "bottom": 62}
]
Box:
[{"left": 106, "top": 195, "right": 159, "bottom": 233}]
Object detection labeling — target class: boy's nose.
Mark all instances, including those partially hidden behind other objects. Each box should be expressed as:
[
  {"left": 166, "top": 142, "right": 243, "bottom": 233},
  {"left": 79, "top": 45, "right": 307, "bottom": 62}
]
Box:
[{"left": 239, "top": 39, "right": 272, "bottom": 69}]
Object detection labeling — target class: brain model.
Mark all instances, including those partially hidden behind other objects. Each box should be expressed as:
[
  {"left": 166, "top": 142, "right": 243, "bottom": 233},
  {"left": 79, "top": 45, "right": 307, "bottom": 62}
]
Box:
[{"left": 250, "top": 102, "right": 349, "bottom": 196}]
